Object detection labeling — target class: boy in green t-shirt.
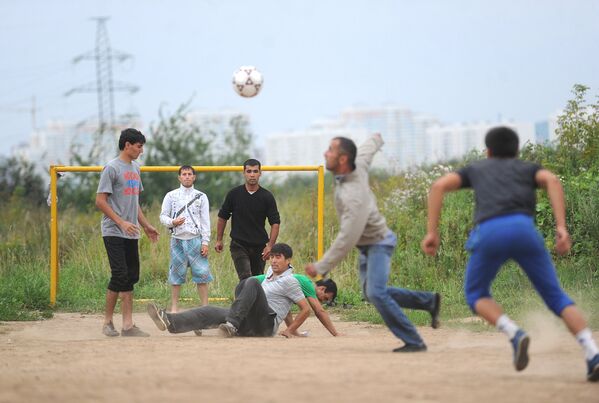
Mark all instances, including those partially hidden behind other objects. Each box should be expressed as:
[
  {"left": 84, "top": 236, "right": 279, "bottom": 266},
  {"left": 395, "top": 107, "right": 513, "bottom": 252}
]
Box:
[{"left": 254, "top": 274, "right": 339, "bottom": 337}]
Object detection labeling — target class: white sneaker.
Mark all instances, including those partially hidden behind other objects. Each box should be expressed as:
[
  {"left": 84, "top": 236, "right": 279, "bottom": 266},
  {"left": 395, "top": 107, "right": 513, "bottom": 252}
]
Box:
[{"left": 218, "top": 322, "right": 237, "bottom": 338}]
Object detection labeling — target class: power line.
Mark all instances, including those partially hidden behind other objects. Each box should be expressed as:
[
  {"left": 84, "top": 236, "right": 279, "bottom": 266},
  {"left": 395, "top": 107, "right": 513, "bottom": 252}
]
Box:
[{"left": 64, "top": 17, "right": 139, "bottom": 135}]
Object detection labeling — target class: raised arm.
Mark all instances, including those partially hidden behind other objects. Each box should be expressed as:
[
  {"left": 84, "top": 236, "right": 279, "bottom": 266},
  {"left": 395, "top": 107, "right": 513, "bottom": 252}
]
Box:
[
  {"left": 535, "top": 169, "right": 571, "bottom": 255},
  {"left": 356, "top": 133, "right": 384, "bottom": 170},
  {"left": 421, "top": 172, "right": 462, "bottom": 256}
]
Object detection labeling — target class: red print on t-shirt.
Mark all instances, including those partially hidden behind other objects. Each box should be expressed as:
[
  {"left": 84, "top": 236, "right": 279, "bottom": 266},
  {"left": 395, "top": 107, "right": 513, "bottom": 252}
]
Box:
[{"left": 123, "top": 171, "right": 141, "bottom": 195}]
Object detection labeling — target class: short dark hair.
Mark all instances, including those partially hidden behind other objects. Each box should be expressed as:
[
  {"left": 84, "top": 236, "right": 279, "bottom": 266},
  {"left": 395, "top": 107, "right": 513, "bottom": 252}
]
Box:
[
  {"left": 316, "top": 278, "right": 338, "bottom": 303},
  {"left": 243, "top": 158, "right": 261, "bottom": 170},
  {"left": 119, "top": 128, "right": 146, "bottom": 150},
  {"left": 333, "top": 137, "right": 357, "bottom": 170},
  {"left": 485, "top": 126, "right": 519, "bottom": 158},
  {"left": 178, "top": 165, "right": 195, "bottom": 175},
  {"left": 270, "top": 243, "right": 292, "bottom": 259}
]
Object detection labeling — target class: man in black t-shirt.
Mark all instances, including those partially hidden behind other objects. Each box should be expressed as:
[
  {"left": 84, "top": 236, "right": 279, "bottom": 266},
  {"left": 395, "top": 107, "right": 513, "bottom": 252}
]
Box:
[{"left": 215, "top": 158, "right": 280, "bottom": 280}]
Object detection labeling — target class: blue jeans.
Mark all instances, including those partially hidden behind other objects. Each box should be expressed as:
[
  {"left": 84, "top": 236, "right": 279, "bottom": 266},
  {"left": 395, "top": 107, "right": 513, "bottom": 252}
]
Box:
[{"left": 358, "top": 232, "right": 435, "bottom": 346}]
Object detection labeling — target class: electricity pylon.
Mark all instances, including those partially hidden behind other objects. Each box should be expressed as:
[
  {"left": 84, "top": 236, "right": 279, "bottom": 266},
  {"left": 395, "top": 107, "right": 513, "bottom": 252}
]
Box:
[{"left": 65, "top": 17, "right": 139, "bottom": 135}]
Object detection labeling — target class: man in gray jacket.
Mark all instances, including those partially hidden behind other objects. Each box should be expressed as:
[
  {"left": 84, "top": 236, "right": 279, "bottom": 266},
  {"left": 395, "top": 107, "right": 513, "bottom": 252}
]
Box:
[{"left": 305, "top": 133, "right": 440, "bottom": 352}]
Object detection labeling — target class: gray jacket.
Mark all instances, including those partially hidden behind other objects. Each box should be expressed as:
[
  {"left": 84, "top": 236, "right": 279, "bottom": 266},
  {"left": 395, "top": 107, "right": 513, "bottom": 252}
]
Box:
[{"left": 315, "top": 134, "right": 389, "bottom": 275}]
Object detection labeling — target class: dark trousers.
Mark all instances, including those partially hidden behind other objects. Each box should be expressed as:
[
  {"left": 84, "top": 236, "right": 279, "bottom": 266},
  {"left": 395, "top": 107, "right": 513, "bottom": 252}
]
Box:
[
  {"left": 103, "top": 237, "right": 139, "bottom": 292},
  {"left": 227, "top": 277, "right": 276, "bottom": 337},
  {"left": 165, "top": 278, "right": 275, "bottom": 337},
  {"left": 167, "top": 305, "right": 229, "bottom": 333},
  {"left": 230, "top": 239, "right": 266, "bottom": 280}
]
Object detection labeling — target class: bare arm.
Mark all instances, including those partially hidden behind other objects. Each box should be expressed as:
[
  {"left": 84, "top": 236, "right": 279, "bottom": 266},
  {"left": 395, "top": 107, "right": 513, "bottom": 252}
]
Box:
[
  {"left": 279, "top": 299, "right": 311, "bottom": 338},
  {"left": 284, "top": 311, "right": 294, "bottom": 327},
  {"left": 215, "top": 217, "right": 227, "bottom": 253},
  {"left": 535, "top": 169, "right": 571, "bottom": 255},
  {"left": 95, "top": 193, "right": 139, "bottom": 236},
  {"left": 308, "top": 297, "right": 339, "bottom": 336},
  {"left": 421, "top": 173, "right": 462, "bottom": 256},
  {"left": 138, "top": 206, "right": 159, "bottom": 242},
  {"left": 262, "top": 223, "right": 280, "bottom": 260}
]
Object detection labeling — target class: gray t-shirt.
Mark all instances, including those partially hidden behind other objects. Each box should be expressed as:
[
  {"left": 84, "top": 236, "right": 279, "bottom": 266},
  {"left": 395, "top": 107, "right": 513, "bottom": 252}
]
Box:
[
  {"left": 457, "top": 158, "right": 541, "bottom": 224},
  {"left": 262, "top": 266, "right": 305, "bottom": 334},
  {"left": 97, "top": 158, "right": 144, "bottom": 239}
]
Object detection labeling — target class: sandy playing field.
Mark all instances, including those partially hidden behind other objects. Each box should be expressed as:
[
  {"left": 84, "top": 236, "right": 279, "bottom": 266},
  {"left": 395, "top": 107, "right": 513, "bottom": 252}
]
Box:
[{"left": 0, "top": 311, "right": 597, "bottom": 403}]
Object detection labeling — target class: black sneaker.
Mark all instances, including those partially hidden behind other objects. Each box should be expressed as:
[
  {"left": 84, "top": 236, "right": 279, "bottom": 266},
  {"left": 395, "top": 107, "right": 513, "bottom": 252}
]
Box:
[
  {"left": 587, "top": 354, "right": 599, "bottom": 382},
  {"left": 393, "top": 343, "right": 427, "bottom": 353},
  {"left": 147, "top": 302, "right": 170, "bottom": 331},
  {"left": 510, "top": 329, "right": 530, "bottom": 371},
  {"left": 430, "top": 293, "right": 441, "bottom": 329}
]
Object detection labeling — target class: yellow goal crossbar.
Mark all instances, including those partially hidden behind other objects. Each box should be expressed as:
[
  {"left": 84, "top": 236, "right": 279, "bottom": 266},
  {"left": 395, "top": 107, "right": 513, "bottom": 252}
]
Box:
[{"left": 48, "top": 164, "right": 325, "bottom": 305}]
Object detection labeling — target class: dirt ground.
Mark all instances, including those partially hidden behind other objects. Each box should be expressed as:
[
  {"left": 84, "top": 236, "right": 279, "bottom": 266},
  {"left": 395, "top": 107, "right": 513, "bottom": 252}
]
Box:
[{"left": 0, "top": 311, "right": 597, "bottom": 403}]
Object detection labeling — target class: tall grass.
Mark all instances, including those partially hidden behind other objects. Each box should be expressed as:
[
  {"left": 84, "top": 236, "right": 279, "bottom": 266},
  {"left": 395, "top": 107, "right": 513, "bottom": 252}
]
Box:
[{"left": 1, "top": 168, "right": 598, "bottom": 329}]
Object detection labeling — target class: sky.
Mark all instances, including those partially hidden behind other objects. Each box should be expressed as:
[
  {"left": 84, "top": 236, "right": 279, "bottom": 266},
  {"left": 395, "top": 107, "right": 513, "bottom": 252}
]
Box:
[{"left": 1, "top": 0, "right": 598, "bottom": 156}]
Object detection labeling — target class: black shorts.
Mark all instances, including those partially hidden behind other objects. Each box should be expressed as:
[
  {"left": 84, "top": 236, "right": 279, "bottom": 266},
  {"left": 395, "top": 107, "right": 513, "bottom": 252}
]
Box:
[{"left": 103, "top": 236, "right": 140, "bottom": 292}]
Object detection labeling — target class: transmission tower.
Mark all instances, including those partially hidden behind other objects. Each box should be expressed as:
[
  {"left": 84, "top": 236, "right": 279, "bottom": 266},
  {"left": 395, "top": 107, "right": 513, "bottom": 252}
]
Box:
[{"left": 65, "top": 17, "right": 139, "bottom": 134}]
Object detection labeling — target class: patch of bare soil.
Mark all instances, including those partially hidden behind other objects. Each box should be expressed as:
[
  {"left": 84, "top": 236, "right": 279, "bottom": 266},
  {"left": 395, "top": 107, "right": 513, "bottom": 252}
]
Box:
[{"left": 0, "top": 312, "right": 597, "bottom": 402}]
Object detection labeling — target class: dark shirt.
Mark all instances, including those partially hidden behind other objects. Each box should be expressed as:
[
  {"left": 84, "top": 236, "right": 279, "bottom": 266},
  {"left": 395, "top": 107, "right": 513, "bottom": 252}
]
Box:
[
  {"left": 218, "top": 185, "right": 280, "bottom": 247},
  {"left": 457, "top": 158, "right": 541, "bottom": 224}
]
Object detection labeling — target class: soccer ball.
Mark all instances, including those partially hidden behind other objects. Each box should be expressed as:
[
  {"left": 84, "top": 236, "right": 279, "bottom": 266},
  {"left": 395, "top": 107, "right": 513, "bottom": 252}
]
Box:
[{"left": 232, "top": 66, "right": 263, "bottom": 98}]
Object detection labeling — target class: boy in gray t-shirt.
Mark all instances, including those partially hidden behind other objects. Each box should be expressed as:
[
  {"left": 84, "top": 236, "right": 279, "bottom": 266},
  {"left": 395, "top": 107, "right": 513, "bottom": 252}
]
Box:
[{"left": 96, "top": 128, "right": 159, "bottom": 338}]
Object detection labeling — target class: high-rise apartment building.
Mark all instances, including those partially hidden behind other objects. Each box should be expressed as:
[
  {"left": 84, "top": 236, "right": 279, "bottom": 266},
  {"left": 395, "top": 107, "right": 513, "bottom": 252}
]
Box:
[{"left": 426, "top": 121, "right": 536, "bottom": 163}]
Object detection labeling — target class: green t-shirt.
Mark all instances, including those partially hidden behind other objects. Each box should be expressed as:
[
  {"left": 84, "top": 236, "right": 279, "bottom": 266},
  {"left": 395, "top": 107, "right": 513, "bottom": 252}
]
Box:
[{"left": 254, "top": 273, "right": 317, "bottom": 299}]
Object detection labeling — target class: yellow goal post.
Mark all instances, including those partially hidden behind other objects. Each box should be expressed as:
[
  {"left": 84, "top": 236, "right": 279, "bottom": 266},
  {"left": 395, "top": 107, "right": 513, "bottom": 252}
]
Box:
[{"left": 48, "top": 164, "right": 325, "bottom": 306}]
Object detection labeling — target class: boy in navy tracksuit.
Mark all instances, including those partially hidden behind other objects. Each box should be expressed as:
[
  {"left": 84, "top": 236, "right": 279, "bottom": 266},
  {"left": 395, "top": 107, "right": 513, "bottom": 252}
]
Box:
[{"left": 422, "top": 126, "right": 599, "bottom": 382}]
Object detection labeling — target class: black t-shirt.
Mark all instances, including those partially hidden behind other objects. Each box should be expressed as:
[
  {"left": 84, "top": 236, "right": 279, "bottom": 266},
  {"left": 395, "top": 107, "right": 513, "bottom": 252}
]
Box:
[
  {"left": 457, "top": 158, "right": 542, "bottom": 224},
  {"left": 218, "top": 185, "right": 280, "bottom": 246}
]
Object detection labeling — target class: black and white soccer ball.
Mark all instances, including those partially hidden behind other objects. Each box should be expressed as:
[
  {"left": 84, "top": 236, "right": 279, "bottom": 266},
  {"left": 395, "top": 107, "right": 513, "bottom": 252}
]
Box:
[{"left": 232, "top": 66, "right": 263, "bottom": 98}]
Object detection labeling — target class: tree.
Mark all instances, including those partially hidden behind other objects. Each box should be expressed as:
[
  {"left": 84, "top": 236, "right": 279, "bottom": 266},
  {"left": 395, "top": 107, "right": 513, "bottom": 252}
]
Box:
[
  {"left": 0, "top": 156, "right": 46, "bottom": 206},
  {"left": 555, "top": 84, "right": 599, "bottom": 174},
  {"left": 142, "top": 103, "right": 254, "bottom": 207}
]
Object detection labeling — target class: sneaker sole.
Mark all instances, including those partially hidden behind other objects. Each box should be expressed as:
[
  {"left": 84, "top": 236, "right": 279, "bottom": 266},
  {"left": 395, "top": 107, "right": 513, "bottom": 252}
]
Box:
[
  {"left": 146, "top": 303, "right": 167, "bottom": 331},
  {"left": 514, "top": 334, "right": 530, "bottom": 371},
  {"left": 588, "top": 363, "right": 599, "bottom": 382},
  {"left": 218, "top": 324, "right": 236, "bottom": 338}
]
